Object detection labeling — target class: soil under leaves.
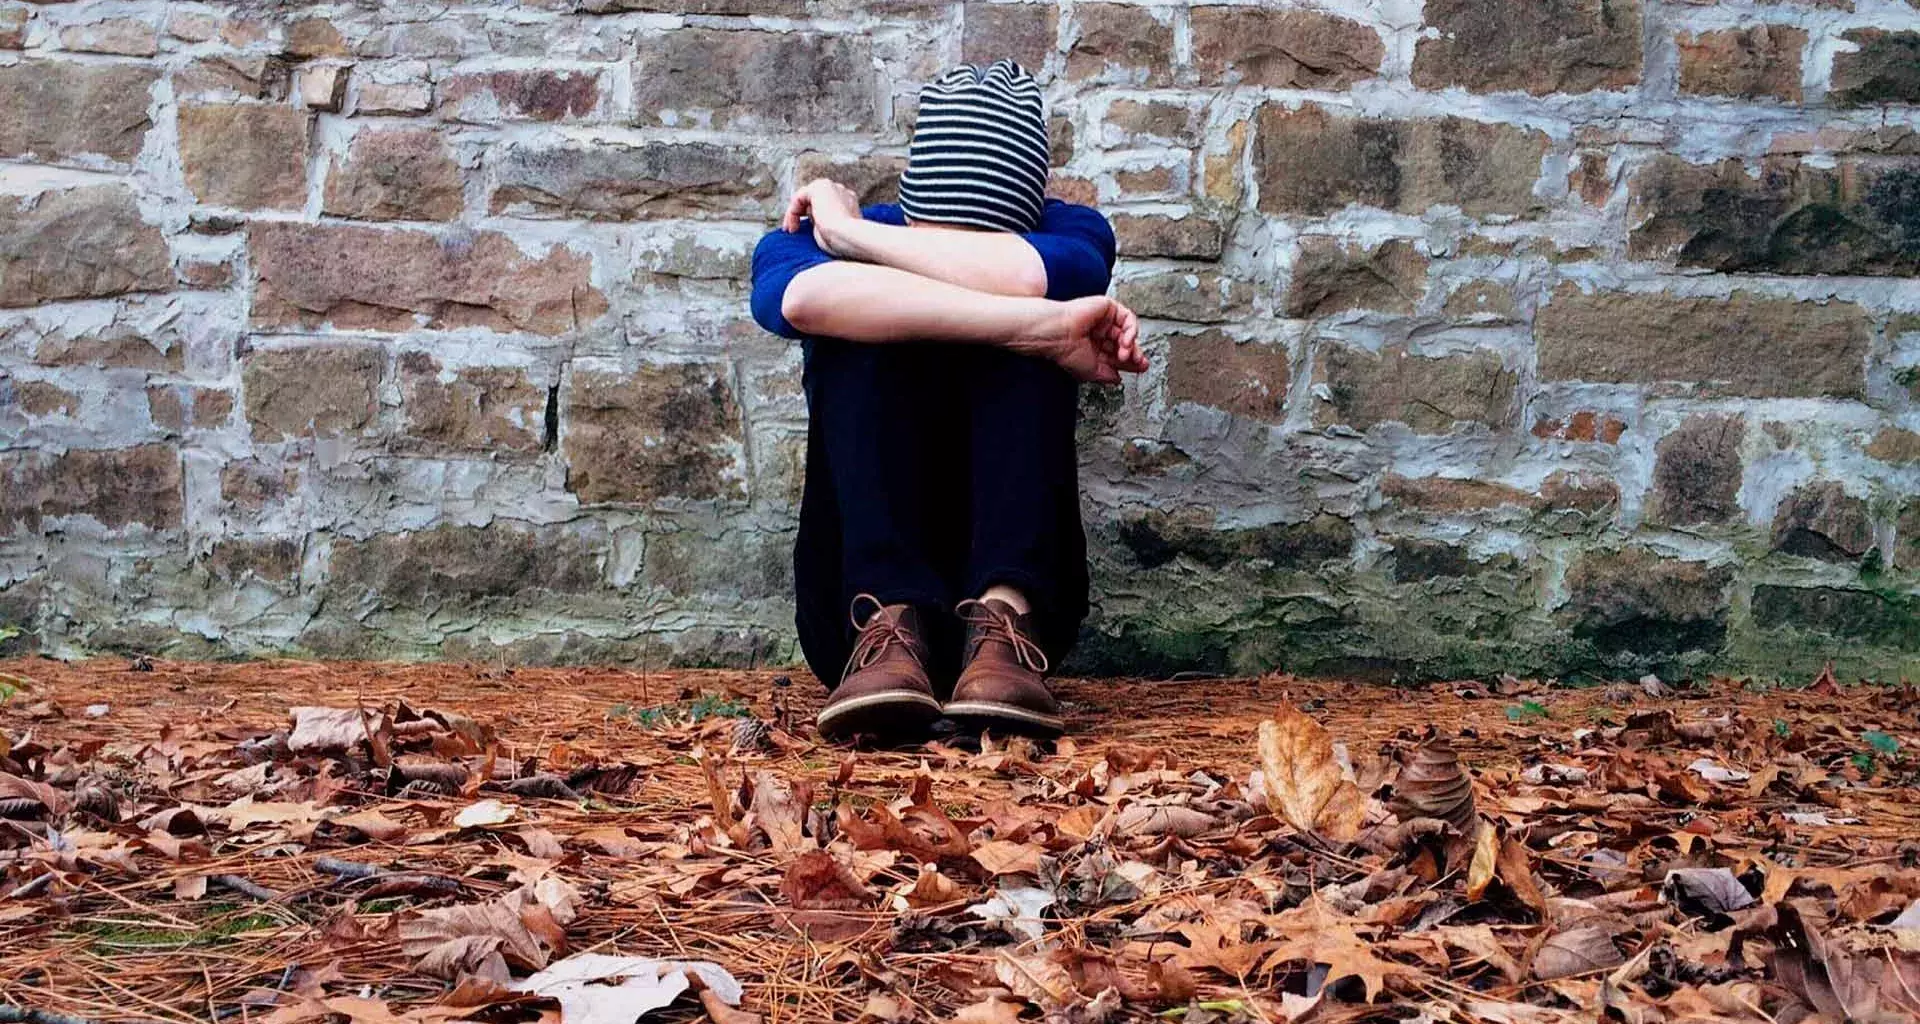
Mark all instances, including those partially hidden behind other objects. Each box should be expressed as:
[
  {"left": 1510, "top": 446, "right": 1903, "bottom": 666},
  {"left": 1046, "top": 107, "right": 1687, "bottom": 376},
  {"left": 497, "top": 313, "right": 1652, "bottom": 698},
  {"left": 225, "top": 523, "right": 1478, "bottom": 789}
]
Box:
[{"left": 1, "top": 658, "right": 1918, "bottom": 1023}]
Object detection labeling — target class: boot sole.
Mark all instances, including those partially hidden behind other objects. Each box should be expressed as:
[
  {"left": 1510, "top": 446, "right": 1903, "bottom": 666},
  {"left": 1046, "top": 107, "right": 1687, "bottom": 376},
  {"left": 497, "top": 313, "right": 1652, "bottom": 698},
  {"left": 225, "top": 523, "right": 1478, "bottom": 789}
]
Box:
[
  {"left": 816, "top": 690, "right": 943, "bottom": 743},
  {"left": 943, "top": 700, "right": 1065, "bottom": 738}
]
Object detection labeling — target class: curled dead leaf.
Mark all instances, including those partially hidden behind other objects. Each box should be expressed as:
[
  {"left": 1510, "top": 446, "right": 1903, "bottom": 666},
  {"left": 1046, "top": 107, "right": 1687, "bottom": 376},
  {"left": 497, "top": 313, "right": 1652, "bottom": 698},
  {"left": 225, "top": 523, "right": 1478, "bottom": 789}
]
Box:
[
  {"left": 782, "top": 849, "right": 875, "bottom": 910},
  {"left": 1533, "top": 924, "right": 1624, "bottom": 981},
  {"left": 288, "top": 707, "right": 379, "bottom": 756},
  {"left": 1113, "top": 803, "right": 1217, "bottom": 838},
  {"left": 1387, "top": 734, "right": 1476, "bottom": 834}
]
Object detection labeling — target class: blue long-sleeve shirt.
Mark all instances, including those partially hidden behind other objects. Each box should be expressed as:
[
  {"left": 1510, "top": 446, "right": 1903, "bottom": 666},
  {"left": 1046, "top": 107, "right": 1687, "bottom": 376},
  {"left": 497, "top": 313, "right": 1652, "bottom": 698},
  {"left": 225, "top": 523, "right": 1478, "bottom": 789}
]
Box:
[{"left": 749, "top": 199, "right": 1118, "bottom": 341}]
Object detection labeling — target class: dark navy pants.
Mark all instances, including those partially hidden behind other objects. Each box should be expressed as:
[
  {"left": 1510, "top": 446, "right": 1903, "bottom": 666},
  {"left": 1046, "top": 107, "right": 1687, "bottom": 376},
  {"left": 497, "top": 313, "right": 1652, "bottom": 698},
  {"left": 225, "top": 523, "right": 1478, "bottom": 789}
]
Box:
[{"left": 794, "top": 339, "right": 1089, "bottom": 688}]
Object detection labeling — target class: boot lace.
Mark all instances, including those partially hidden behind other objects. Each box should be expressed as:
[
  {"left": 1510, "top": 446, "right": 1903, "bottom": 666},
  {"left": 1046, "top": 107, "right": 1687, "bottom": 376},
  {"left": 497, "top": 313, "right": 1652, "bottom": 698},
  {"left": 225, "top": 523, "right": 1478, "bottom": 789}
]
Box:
[
  {"left": 957, "top": 599, "right": 1050, "bottom": 673},
  {"left": 844, "top": 594, "right": 918, "bottom": 674}
]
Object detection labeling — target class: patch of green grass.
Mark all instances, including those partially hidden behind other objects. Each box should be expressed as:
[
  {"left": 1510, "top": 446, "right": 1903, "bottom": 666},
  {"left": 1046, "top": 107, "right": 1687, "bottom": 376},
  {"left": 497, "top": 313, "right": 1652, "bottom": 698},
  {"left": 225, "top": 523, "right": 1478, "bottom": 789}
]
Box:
[
  {"left": 607, "top": 694, "right": 752, "bottom": 729},
  {"left": 71, "top": 909, "right": 284, "bottom": 950},
  {"left": 1505, "top": 700, "right": 1550, "bottom": 723},
  {"left": 1864, "top": 730, "right": 1900, "bottom": 759}
]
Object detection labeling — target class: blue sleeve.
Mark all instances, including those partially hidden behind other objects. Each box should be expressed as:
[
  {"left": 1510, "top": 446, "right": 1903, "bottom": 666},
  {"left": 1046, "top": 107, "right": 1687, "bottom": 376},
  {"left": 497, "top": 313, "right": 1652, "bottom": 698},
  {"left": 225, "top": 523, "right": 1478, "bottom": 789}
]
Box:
[
  {"left": 1023, "top": 200, "right": 1117, "bottom": 301},
  {"left": 750, "top": 227, "right": 836, "bottom": 340}
]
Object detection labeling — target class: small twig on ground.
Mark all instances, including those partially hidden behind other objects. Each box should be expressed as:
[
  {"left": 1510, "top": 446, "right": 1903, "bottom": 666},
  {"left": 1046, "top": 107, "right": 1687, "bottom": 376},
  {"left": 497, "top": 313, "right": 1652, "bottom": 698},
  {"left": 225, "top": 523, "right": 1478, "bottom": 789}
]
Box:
[
  {"left": 209, "top": 874, "right": 279, "bottom": 902},
  {"left": 0, "top": 1006, "right": 99, "bottom": 1024},
  {"left": 5, "top": 872, "right": 54, "bottom": 900},
  {"left": 313, "top": 856, "right": 381, "bottom": 880}
]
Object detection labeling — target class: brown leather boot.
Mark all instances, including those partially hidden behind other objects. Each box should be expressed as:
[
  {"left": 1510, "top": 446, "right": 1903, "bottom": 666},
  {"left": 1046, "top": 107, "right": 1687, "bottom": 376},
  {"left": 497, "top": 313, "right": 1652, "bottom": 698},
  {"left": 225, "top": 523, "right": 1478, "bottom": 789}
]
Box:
[
  {"left": 815, "top": 595, "right": 942, "bottom": 743},
  {"left": 945, "top": 598, "right": 1063, "bottom": 737}
]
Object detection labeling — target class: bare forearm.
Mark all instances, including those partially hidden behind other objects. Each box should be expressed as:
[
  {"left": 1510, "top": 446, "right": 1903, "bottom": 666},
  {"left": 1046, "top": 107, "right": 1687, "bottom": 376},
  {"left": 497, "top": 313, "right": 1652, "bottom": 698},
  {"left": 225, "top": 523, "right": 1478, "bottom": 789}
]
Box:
[
  {"left": 823, "top": 219, "right": 1048, "bottom": 297},
  {"left": 781, "top": 261, "right": 1057, "bottom": 350}
]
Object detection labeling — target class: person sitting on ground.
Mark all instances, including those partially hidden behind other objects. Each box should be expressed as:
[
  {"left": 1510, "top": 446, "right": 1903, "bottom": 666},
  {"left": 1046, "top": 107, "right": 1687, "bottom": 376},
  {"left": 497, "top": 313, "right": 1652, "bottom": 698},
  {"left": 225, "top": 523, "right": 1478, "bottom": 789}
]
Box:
[{"left": 749, "top": 59, "right": 1147, "bottom": 744}]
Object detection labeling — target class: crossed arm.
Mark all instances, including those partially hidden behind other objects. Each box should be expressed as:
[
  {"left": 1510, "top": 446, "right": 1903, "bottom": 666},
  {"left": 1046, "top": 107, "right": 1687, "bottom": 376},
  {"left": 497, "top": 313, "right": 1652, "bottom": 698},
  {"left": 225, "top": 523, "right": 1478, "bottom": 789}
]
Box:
[{"left": 752, "top": 179, "right": 1148, "bottom": 385}]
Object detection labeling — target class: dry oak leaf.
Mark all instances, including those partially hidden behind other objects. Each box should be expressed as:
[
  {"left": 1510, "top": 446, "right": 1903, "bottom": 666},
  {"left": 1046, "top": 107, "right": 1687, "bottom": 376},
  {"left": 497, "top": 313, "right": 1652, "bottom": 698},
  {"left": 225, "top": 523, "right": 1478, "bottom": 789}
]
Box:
[
  {"left": 747, "top": 769, "right": 809, "bottom": 854},
  {"left": 0, "top": 772, "right": 70, "bottom": 816},
  {"left": 949, "top": 997, "right": 1024, "bottom": 1024},
  {"left": 971, "top": 839, "right": 1046, "bottom": 877},
  {"left": 1260, "top": 896, "right": 1412, "bottom": 1001},
  {"left": 995, "top": 950, "right": 1079, "bottom": 1010},
  {"left": 1258, "top": 705, "right": 1364, "bottom": 843}
]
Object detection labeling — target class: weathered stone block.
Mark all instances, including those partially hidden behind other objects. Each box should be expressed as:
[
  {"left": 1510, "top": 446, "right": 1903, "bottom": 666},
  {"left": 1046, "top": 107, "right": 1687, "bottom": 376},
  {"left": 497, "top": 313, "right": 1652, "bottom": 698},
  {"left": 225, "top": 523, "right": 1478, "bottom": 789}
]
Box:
[
  {"left": 1390, "top": 538, "right": 1520, "bottom": 582},
  {"left": 1751, "top": 585, "right": 1918, "bottom": 650},
  {"left": 15, "top": 381, "right": 74, "bottom": 416},
  {"left": 1677, "top": 26, "right": 1805, "bottom": 100},
  {"left": 1286, "top": 238, "right": 1428, "bottom": 317},
  {"left": 207, "top": 538, "right": 302, "bottom": 584},
  {"left": 1165, "top": 330, "right": 1289, "bottom": 420},
  {"left": 492, "top": 141, "right": 773, "bottom": 220},
  {"left": 1102, "top": 98, "right": 1202, "bottom": 148},
  {"left": 1318, "top": 344, "right": 1516, "bottom": 434},
  {"left": 1628, "top": 155, "right": 1919, "bottom": 276},
  {"left": 1118, "top": 509, "right": 1353, "bottom": 570},
  {"left": 243, "top": 343, "right": 384, "bottom": 441},
  {"left": 299, "top": 65, "right": 349, "bottom": 112},
  {"left": 33, "top": 326, "right": 180, "bottom": 371},
  {"left": 2, "top": 444, "right": 183, "bottom": 534},
  {"left": 1771, "top": 481, "right": 1873, "bottom": 561},
  {"left": 1066, "top": 4, "right": 1172, "bottom": 84},
  {"left": 1379, "top": 472, "right": 1616, "bottom": 515},
  {"left": 632, "top": 30, "right": 875, "bottom": 131},
  {"left": 357, "top": 72, "right": 431, "bottom": 114},
  {"left": 1830, "top": 30, "right": 1920, "bottom": 107},
  {"left": 0, "top": 8, "right": 27, "bottom": 50},
  {"left": 438, "top": 69, "right": 602, "bottom": 123},
  {"left": 1533, "top": 411, "right": 1627, "bottom": 444},
  {"left": 250, "top": 222, "right": 608, "bottom": 335},
  {"left": 1412, "top": 0, "right": 1642, "bottom": 95},
  {"left": 0, "top": 186, "right": 171, "bottom": 308},
  {"left": 59, "top": 18, "right": 157, "bottom": 56},
  {"left": 579, "top": 0, "right": 803, "bottom": 13},
  {"left": 963, "top": 2, "right": 1057, "bottom": 71},
  {"left": 635, "top": 232, "right": 755, "bottom": 281},
  {"left": 220, "top": 460, "right": 298, "bottom": 510},
  {"left": 1536, "top": 287, "right": 1871, "bottom": 398},
  {"left": 1649, "top": 414, "right": 1744, "bottom": 527},
  {"left": 1866, "top": 427, "right": 1920, "bottom": 464},
  {"left": 1561, "top": 548, "right": 1733, "bottom": 657},
  {"left": 794, "top": 152, "right": 908, "bottom": 207},
  {"left": 323, "top": 128, "right": 464, "bottom": 222},
  {"left": 329, "top": 525, "right": 604, "bottom": 605},
  {"left": 1116, "top": 270, "right": 1252, "bottom": 323},
  {"left": 1540, "top": 470, "right": 1621, "bottom": 514},
  {"left": 285, "top": 17, "right": 347, "bottom": 58},
  {"left": 398, "top": 353, "right": 545, "bottom": 455},
  {"left": 177, "top": 55, "right": 292, "bottom": 101},
  {"left": 1254, "top": 105, "right": 1548, "bottom": 217},
  {"left": 1189, "top": 7, "right": 1382, "bottom": 88},
  {"left": 564, "top": 364, "right": 744, "bottom": 503},
  {"left": 1898, "top": 500, "right": 1920, "bottom": 570},
  {"left": 1112, "top": 212, "right": 1224, "bottom": 259},
  {"left": 1381, "top": 475, "right": 1532, "bottom": 512},
  {"left": 178, "top": 103, "right": 311, "bottom": 210},
  {"left": 0, "top": 60, "right": 157, "bottom": 163}
]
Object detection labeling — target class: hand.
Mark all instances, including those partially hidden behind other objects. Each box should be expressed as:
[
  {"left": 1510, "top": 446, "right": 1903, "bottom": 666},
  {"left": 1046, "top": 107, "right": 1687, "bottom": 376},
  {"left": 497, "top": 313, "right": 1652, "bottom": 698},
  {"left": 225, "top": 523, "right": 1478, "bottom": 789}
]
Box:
[
  {"left": 1032, "top": 296, "right": 1148, "bottom": 386},
  {"left": 782, "top": 178, "right": 863, "bottom": 256}
]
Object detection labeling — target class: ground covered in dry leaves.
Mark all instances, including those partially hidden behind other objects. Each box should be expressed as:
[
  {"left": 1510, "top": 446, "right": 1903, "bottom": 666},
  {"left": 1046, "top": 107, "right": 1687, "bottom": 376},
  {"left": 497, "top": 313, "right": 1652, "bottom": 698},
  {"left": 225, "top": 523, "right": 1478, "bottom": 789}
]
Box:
[{"left": 1, "top": 658, "right": 1917, "bottom": 1024}]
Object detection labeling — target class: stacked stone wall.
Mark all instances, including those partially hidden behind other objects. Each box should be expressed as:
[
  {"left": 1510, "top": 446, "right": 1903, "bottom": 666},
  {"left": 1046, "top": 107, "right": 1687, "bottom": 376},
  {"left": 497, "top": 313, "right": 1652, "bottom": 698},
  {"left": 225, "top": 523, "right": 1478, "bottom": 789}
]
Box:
[{"left": 1, "top": 0, "right": 1917, "bottom": 680}]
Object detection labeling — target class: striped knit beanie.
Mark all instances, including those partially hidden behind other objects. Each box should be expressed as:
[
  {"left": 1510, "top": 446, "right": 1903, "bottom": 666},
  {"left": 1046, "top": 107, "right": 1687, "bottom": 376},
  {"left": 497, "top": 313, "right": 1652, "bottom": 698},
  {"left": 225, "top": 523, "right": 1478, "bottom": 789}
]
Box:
[{"left": 899, "top": 60, "right": 1050, "bottom": 233}]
